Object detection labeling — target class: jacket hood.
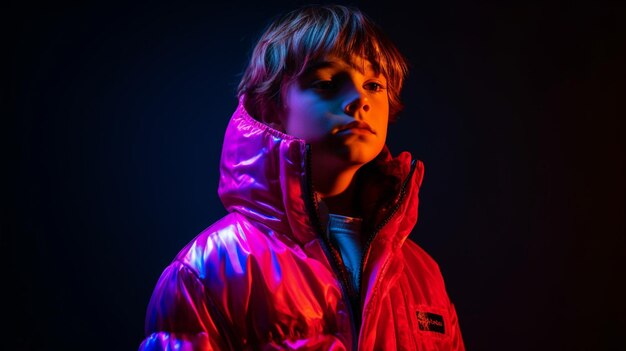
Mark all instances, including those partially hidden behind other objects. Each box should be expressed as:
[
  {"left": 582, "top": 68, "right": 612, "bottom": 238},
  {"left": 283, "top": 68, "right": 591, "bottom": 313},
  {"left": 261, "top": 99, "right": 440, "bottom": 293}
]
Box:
[{"left": 218, "top": 97, "right": 424, "bottom": 251}]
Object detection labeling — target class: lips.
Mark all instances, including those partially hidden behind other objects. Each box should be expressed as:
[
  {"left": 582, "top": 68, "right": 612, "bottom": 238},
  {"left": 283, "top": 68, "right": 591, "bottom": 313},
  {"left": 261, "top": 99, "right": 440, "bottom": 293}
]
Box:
[{"left": 335, "top": 121, "right": 376, "bottom": 135}]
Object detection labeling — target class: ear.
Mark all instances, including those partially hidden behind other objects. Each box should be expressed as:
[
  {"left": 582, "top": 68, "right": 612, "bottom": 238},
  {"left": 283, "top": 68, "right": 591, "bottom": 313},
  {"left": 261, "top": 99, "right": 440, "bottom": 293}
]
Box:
[
  {"left": 263, "top": 104, "right": 287, "bottom": 132},
  {"left": 266, "top": 120, "right": 285, "bottom": 132},
  {"left": 270, "top": 95, "right": 289, "bottom": 133}
]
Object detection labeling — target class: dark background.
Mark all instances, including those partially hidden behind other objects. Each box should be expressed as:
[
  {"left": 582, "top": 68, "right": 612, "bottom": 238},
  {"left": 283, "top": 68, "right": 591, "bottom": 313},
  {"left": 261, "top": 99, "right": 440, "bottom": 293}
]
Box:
[{"left": 5, "top": 0, "right": 624, "bottom": 350}]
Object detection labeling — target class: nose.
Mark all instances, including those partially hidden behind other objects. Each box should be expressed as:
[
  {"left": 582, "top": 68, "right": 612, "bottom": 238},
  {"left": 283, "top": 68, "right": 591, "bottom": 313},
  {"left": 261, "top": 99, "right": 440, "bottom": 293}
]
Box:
[{"left": 343, "top": 93, "right": 370, "bottom": 116}]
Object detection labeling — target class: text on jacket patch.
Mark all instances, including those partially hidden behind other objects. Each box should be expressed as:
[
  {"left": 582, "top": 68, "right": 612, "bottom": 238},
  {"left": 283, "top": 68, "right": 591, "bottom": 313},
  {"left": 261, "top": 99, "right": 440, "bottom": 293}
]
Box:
[{"left": 416, "top": 311, "right": 445, "bottom": 334}]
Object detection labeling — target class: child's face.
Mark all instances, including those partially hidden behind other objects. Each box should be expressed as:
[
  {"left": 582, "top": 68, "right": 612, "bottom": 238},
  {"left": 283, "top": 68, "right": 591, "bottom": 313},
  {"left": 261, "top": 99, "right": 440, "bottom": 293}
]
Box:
[{"left": 282, "top": 54, "right": 389, "bottom": 169}]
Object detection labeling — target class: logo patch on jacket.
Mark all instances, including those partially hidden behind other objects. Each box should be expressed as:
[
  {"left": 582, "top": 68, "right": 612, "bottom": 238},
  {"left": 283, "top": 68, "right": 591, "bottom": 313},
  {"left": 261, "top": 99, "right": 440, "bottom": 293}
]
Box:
[{"left": 416, "top": 311, "right": 445, "bottom": 334}]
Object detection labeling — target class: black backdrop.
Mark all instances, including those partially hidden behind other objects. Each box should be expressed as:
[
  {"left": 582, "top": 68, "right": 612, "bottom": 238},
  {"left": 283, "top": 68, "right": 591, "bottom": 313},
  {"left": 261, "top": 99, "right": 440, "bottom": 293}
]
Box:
[{"left": 5, "top": 1, "right": 624, "bottom": 350}]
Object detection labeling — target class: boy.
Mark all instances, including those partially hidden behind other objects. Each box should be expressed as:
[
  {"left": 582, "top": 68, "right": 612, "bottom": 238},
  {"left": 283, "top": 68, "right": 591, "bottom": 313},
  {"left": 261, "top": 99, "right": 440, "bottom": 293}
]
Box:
[{"left": 140, "top": 4, "right": 464, "bottom": 350}]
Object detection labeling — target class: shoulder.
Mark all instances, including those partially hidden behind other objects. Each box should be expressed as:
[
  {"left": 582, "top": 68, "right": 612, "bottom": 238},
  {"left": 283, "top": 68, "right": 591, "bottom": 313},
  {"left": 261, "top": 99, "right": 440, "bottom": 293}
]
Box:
[
  {"left": 401, "top": 238, "right": 441, "bottom": 272},
  {"left": 171, "top": 212, "right": 265, "bottom": 279},
  {"left": 399, "top": 239, "right": 448, "bottom": 293},
  {"left": 171, "top": 212, "right": 295, "bottom": 282}
]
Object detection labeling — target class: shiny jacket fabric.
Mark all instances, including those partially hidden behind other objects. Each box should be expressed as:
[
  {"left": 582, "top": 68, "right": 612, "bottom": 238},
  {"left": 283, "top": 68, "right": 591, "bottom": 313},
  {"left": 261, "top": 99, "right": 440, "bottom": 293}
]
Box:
[{"left": 139, "top": 100, "right": 465, "bottom": 350}]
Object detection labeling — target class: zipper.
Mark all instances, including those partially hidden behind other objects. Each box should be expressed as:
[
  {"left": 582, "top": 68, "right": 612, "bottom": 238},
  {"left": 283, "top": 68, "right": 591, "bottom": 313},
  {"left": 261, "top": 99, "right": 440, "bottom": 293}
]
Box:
[
  {"left": 304, "top": 145, "right": 418, "bottom": 349},
  {"left": 303, "top": 144, "right": 359, "bottom": 351},
  {"left": 356, "top": 158, "right": 418, "bottom": 308}
]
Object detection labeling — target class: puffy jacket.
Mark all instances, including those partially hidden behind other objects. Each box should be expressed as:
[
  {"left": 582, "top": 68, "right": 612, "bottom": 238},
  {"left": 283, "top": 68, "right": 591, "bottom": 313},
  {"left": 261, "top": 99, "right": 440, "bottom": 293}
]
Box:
[{"left": 139, "top": 99, "right": 465, "bottom": 350}]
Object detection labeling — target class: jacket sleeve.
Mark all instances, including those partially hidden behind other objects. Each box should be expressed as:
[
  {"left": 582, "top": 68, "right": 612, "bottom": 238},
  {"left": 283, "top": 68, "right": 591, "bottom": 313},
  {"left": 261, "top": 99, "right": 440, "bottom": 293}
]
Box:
[{"left": 138, "top": 261, "right": 232, "bottom": 351}]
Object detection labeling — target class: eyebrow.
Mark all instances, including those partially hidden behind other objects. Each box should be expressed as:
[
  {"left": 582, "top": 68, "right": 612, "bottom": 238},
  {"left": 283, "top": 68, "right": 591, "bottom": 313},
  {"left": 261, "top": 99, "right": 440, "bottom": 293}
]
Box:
[{"left": 302, "top": 59, "right": 376, "bottom": 77}]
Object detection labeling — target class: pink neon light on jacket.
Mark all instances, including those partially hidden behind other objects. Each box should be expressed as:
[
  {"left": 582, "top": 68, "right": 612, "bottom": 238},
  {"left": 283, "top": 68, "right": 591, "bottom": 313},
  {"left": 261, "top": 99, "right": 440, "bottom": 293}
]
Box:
[{"left": 139, "top": 99, "right": 465, "bottom": 350}]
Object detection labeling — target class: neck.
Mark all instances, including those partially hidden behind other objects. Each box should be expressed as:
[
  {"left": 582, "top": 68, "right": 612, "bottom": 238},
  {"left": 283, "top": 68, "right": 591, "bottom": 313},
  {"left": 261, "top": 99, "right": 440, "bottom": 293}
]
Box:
[{"left": 314, "top": 164, "right": 362, "bottom": 217}]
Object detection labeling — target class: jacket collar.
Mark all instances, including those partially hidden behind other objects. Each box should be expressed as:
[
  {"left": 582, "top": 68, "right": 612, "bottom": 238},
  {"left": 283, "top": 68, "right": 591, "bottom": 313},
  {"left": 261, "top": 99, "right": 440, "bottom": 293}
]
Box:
[{"left": 218, "top": 97, "right": 317, "bottom": 246}]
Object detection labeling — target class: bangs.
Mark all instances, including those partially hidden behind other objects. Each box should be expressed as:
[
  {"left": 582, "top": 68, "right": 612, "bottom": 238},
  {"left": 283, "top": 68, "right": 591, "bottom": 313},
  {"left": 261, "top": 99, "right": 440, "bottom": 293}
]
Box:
[{"left": 283, "top": 8, "right": 392, "bottom": 81}]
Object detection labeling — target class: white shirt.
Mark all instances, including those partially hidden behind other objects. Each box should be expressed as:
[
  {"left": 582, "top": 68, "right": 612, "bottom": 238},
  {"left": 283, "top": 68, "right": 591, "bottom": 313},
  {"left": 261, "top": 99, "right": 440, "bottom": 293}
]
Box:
[{"left": 327, "top": 213, "right": 364, "bottom": 292}]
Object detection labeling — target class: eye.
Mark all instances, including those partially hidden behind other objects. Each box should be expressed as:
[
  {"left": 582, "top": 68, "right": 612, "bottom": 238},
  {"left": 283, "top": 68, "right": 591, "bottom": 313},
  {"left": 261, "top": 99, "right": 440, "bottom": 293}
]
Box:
[
  {"left": 312, "top": 80, "right": 337, "bottom": 91},
  {"left": 365, "top": 82, "right": 386, "bottom": 92}
]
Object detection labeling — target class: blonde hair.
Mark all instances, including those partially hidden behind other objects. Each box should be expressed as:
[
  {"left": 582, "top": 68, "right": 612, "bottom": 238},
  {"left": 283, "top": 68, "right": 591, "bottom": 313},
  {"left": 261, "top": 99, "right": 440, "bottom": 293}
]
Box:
[{"left": 237, "top": 4, "right": 409, "bottom": 125}]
